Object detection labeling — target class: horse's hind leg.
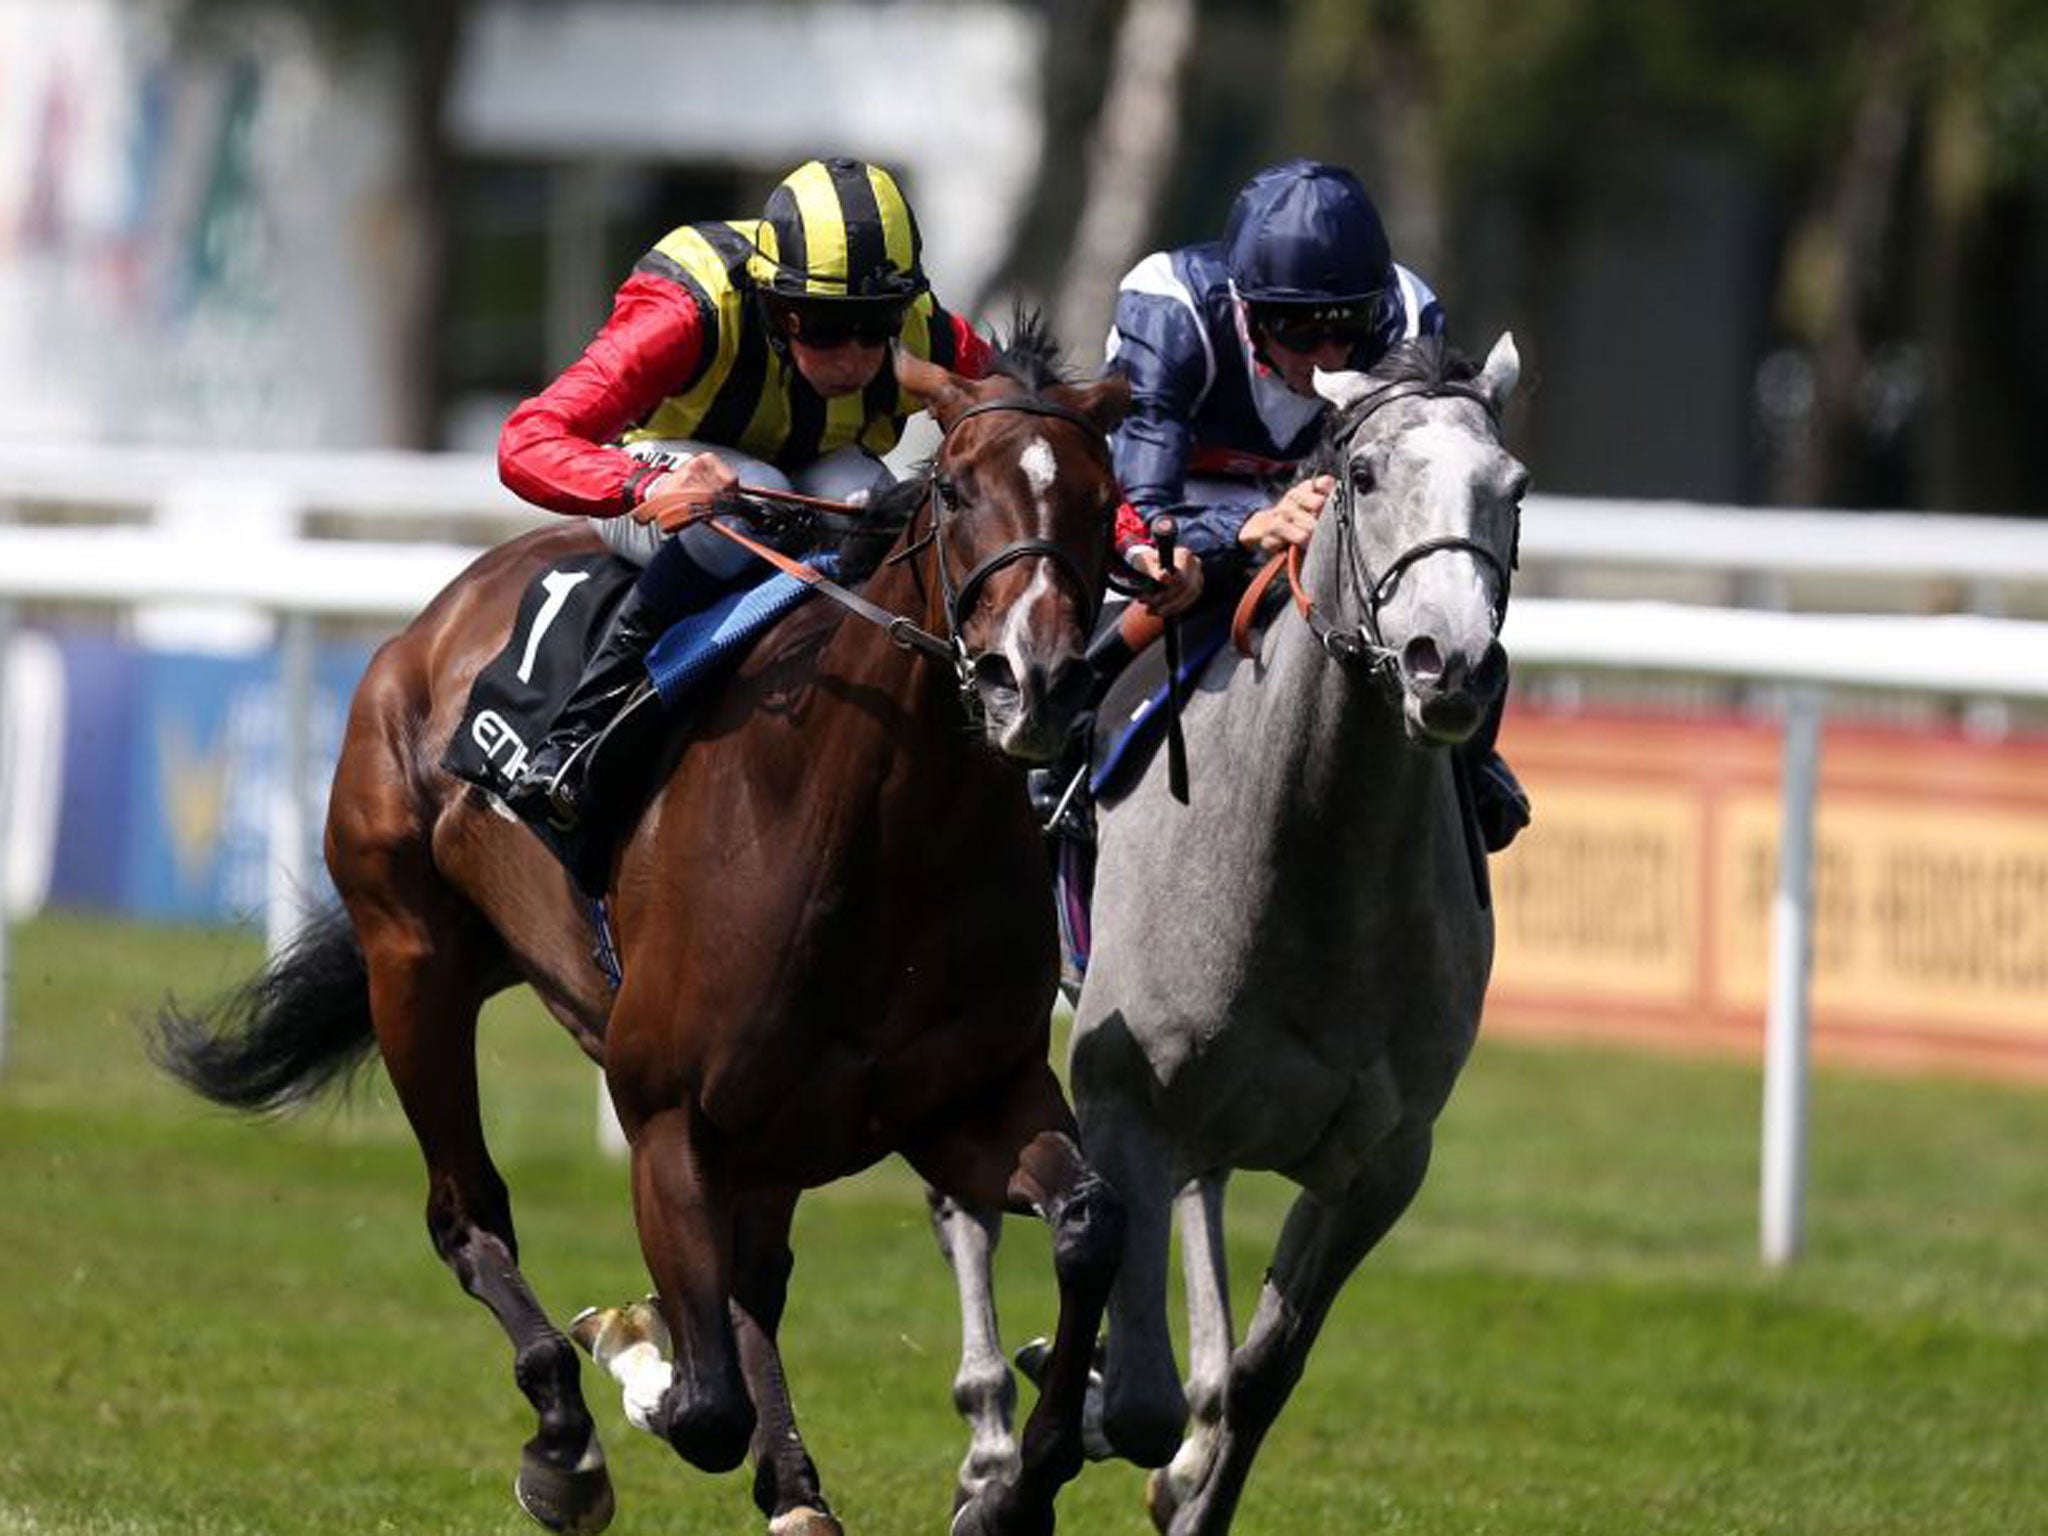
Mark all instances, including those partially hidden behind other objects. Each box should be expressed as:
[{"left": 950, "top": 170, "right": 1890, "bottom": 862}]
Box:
[
  {"left": 1167, "top": 1127, "right": 1433, "bottom": 1536},
  {"left": 928, "top": 1191, "right": 1021, "bottom": 1512},
  {"left": 911, "top": 1064, "right": 1124, "bottom": 1536},
  {"left": 1145, "top": 1175, "right": 1234, "bottom": 1534},
  {"left": 346, "top": 891, "right": 611, "bottom": 1534},
  {"left": 732, "top": 1187, "right": 842, "bottom": 1536}
]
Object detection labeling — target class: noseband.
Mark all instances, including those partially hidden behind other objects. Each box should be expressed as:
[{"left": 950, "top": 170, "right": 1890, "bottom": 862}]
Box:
[
  {"left": 1310, "top": 377, "right": 1517, "bottom": 666},
  {"left": 925, "top": 394, "right": 1111, "bottom": 641},
  {"left": 643, "top": 395, "right": 1111, "bottom": 700}
]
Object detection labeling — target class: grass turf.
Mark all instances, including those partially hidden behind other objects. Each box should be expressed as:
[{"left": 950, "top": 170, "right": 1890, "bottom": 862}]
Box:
[{"left": 1, "top": 910, "right": 2043, "bottom": 1534}]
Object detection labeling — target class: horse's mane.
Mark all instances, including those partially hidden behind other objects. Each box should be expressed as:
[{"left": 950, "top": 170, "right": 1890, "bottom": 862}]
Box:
[
  {"left": 988, "top": 305, "right": 1069, "bottom": 392},
  {"left": 834, "top": 307, "right": 1073, "bottom": 584},
  {"left": 1306, "top": 334, "right": 1481, "bottom": 476},
  {"left": 1369, "top": 333, "right": 1479, "bottom": 392}
]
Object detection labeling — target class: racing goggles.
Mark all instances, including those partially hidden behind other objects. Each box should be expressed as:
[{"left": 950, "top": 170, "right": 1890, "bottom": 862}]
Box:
[
  {"left": 785, "top": 301, "right": 908, "bottom": 349},
  {"left": 1252, "top": 301, "right": 1384, "bottom": 353}
]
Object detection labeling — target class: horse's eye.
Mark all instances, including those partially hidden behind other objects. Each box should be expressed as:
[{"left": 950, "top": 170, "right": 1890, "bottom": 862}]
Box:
[
  {"left": 1349, "top": 461, "right": 1376, "bottom": 495},
  {"left": 935, "top": 475, "right": 961, "bottom": 510}
]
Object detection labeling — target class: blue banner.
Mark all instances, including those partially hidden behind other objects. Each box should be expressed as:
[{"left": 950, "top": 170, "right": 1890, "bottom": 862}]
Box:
[{"left": 45, "top": 629, "right": 374, "bottom": 922}]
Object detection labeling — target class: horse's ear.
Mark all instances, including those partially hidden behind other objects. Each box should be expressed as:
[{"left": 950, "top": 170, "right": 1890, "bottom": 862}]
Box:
[
  {"left": 1058, "top": 371, "right": 1131, "bottom": 434},
  {"left": 895, "top": 348, "right": 971, "bottom": 423},
  {"left": 1476, "top": 331, "right": 1521, "bottom": 411},
  {"left": 1312, "top": 367, "right": 1374, "bottom": 413}
]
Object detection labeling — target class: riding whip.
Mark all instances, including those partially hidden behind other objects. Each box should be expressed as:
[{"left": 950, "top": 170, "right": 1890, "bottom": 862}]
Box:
[{"left": 1152, "top": 517, "right": 1191, "bottom": 805}]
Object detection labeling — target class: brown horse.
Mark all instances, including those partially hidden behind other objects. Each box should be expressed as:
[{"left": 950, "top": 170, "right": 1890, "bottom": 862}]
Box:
[{"left": 154, "top": 324, "right": 1129, "bottom": 1536}]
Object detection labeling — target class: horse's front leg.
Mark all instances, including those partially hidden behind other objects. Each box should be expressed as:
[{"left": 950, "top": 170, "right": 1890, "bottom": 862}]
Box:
[
  {"left": 928, "top": 1190, "right": 1022, "bottom": 1512},
  {"left": 1168, "top": 1126, "right": 1433, "bottom": 1536},
  {"left": 1070, "top": 1028, "right": 1190, "bottom": 1470},
  {"left": 731, "top": 1187, "right": 843, "bottom": 1536},
  {"left": 1145, "top": 1174, "right": 1234, "bottom": 1534},
  {"left": 912, "top": 1064, "right": 1124, "bottom": 1536},
  {"left": 627, "top": 1105, "right": 755, "bottom": 1472}
]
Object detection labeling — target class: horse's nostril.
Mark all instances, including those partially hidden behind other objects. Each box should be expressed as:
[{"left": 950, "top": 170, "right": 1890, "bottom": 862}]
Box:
[{"left": 972, "top": 653, "right": 1018, "bottom": 696}]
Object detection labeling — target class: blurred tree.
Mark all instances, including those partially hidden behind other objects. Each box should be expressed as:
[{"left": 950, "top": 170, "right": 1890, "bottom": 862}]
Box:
[
  {"left": 1268, "top": 0, "right": 2048, "bottom": 512},
  {"left": 164, "top": 0, "right": 469, "bottom": 448},
  {"left": 1053, "top": 0, "right": 1198, "bottom": 350},
  {"left": 978, "top": 0, "right": 1126, "bottom": 313}
]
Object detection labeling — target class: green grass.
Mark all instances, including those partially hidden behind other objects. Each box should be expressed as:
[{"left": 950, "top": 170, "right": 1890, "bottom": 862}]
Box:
[{"left": 2, "top": 909, "right": 2044, "bottom": 1535}]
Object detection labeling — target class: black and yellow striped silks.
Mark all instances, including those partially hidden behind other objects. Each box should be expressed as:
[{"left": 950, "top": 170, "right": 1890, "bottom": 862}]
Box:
[
  {"left": 750, "top": 158, "right": 926, "bottom": 301},
  {"left": 622, "top": 219, "right": 962, "bottom": 470}
]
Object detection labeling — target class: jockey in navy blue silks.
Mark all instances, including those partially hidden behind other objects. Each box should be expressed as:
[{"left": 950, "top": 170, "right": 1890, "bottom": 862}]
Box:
[{"left": 1104, "top": 158, "right": 1530, "bottom": 852}]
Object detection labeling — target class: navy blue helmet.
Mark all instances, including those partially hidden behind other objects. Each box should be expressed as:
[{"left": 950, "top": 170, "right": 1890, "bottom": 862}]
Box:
[{"left": 1221, "top": 159, "right": 1393, "bottom": 310}]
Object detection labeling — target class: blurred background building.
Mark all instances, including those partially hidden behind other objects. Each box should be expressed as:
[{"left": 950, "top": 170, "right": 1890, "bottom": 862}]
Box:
[
  {"left": 3, "top": 0, "right": 2046, "bottom": 1072},
  {"left": 5, "top": 0, "right": 2046, "bottom": 510}
]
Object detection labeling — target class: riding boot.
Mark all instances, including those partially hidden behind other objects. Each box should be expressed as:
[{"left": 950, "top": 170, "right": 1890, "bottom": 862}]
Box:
[
  {"left": 506, "top": 540, "right": 730, "bottom": 831},
  {"left": 1459, "top": 685, "right": 1531, "bottom": 854},
  {"left": 1472, "top": 751, "right": 1531, "bottom": 853}
]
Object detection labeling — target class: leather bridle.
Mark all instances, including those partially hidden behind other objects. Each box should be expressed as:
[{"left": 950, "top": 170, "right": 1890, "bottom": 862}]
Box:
[
  {"left": 667, "top": 390, "right": 1114, "bottom": 702},
  {"left": 1236, "top": 376, "right": 1518, "bottom": 667},
  {"left": 922, "top": 393, "right": 1113, "bottom": 644}
]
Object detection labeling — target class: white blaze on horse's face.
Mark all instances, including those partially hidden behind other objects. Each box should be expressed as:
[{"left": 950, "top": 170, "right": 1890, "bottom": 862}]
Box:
[
  {"left": 1019, "top": 436, "right": 1058, "bottom": 509},
  {"left": 1312, "top": 331, "right": 1526, "bottom": 745},
  {"left": 959, "top": 424, "right": 1101, "bottom": 767},
  {"left": 993, "top": 435, "right": 1066, "bottom": 753}
]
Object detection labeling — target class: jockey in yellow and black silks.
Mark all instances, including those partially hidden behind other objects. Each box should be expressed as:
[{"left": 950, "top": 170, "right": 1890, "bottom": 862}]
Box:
[{"left": 498, "top": 158, "right": 994, "bottom": 830}]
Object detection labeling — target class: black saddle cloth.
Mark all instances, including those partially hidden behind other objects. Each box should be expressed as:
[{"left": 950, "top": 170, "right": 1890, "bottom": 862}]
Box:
[{"left": 439, "top": 553, "right": 641, "bottom": 890}]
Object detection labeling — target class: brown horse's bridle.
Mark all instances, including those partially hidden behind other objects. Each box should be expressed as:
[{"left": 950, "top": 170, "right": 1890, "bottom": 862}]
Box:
[
  {"left": 923, "top": 393, "right": 1113, "bottom": 644},
  {"left": 660, "top": 393, "right": 1112, "bottom": 696}
]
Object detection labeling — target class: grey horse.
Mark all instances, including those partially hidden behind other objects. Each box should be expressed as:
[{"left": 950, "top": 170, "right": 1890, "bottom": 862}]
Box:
[{"left": 932, "top": 331, "right": 1526, "bottom": 1534}]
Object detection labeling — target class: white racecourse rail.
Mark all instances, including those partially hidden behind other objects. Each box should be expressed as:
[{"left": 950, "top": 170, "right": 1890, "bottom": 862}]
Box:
[{"left": 5, "top": 445, "right": 2048, "bottom": 1266}]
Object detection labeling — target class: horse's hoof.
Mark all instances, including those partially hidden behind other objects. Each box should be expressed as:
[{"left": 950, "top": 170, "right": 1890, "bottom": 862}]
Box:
[
  {"left": 515, "top": 1446, "right": 615, "bottom": 1535},
  {"left": 570, "top": 1294, "right": 670, "bottom": 1369},
  {"left": 950, "top": 1485, "right": 1051, "bottom": 1536},
  {"left": 1014, "top": 1336, "right": 1051, "bottom": 1387},
  {"left": 767, "top": 1506, "right": 844, "bottom": 1536},
  {"left": 1144, "top": 1467, "right": 1180, "bottom": 1534}
]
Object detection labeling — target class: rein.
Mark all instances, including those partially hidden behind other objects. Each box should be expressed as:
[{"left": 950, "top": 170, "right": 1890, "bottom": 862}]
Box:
[
  {"left": 633, "top": 392, "right": 1111, "bottom": 687},
  {"left": 1230, "top": 376, "right": 1515, "bottom": 663}
]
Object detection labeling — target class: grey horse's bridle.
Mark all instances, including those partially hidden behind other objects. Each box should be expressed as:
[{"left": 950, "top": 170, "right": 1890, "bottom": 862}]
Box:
[{"left": 1308, "top": 377, "right": 1519, "bottom": 667}]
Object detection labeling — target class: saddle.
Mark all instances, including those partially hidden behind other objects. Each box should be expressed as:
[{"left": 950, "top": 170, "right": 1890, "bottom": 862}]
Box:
[
  {"left": 1037, "top": 583, "right": 1253, "bottom": 985},
  {"left": 441, "top": 553, "right": 828, "bottom": 894}
]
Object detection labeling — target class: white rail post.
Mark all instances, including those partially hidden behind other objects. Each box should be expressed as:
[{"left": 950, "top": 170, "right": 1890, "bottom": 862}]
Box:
[
  {"left": 0, "top": 599, "right": 13, "bottom": 1074},
  {"left": 267, "top": 612, "right": 317, "bottom": 958},
  {"left": 1761, "top": 686, "right": 1823, "bottom": 1267}
]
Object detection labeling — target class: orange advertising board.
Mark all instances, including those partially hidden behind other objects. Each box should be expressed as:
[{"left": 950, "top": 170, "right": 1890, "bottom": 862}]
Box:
[{"left": 1487, "top": 706, "right": 2048, "bottom": 1078}]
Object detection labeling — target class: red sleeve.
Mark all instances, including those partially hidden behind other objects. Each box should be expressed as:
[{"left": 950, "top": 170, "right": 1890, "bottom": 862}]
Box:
[
  {"left": 1113, "top": 500, "right": 1150, "bottom": 557},
  {"left": 947, "top": 312, "right": 996, "bottom": 381},
  {"left": 498, "top": 271, "right": 711, "bottom": 519}
]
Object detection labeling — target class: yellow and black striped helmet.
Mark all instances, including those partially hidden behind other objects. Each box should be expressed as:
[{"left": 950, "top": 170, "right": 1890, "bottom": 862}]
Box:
[{"left": 751, "top": 158, "right": 928, "bottom": 303}]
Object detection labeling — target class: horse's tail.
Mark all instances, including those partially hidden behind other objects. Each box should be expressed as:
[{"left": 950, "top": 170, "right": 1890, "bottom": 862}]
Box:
[{"left": 150, "top": 905, "right": 377, "bottom": 1114}]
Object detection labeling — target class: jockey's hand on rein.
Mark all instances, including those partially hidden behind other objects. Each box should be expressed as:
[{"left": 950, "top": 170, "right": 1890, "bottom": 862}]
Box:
[
  {"left": 1238, "top": 473, "right": 1334, "bottom": 557},
  {"left": 635, "top": 453, "right": 740, "bottom": 531},
  {"left": 1131, "top": 544, "right": 1205, "bottom": 617}
]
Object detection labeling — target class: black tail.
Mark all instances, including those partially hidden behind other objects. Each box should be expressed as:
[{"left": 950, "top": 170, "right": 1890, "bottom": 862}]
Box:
[{"left": 151, "top": 905, "right": 377, "bottom": 1114}]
